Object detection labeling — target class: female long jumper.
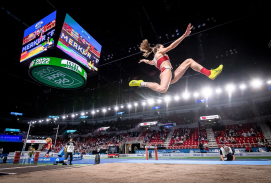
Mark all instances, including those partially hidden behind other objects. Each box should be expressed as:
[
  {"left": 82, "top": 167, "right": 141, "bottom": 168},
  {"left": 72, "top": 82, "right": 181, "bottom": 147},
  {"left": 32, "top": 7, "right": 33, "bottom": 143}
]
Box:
[{"left": 129, "top": 24, "right": 223, "bottom": 93}]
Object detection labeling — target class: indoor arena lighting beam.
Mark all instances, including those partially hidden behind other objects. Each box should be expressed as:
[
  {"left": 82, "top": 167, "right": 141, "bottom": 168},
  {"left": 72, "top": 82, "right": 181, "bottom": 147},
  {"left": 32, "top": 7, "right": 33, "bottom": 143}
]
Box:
[
  {"left": 251, "top": 79, "right": 262, "bottom": 88},
  {"left": 128, "top": 104, "right": 132, "bottom": 108},
  {"left": 91, "top": 111, "right": 95, "bottom": 114},
  {"left": 148, "top": 99, "right": 154, "bottom": 105},
  {"left": 157, "top": 99, "right": 162, "bottom": 103},
  {"left": 239, "top": 84, "right": 246, "bottom": 90},
  {"left": 215, "top": 88, "right": 222, "bottom": 94},
  {"left": 81, "top": 112, "right": 85, "bottom": 115},
  {"left": 115, "top": 106, "right": 119, "bottom": 111},
  {"left": 226, "top": 84, "right": 235, "bottom": 93},
  {"left": 134, "top": 103, "right": 138, "bottom": 106},
  {"left": 62, "top": 116, "right": 65, "bottom": 119},
  {"left": 142, "top": 102, "right": 146, "bottom": 106},
  {"left": 182, "top": 92, "right": 190, "bottom": 99},
  {"left": 72, "top": 114, "right": 75, "bottom": 117},
  {"left": 164, "top": 96, "right": 171, "bottom": 102},
  {"left": 193, "top": 92, "right": 199, "bottom": 97},
  {"left": 202, "top": 87, "right": 213, "bottom": 96},
  {"left": 102, "top": 109, "right": 106, "bottom": 113},
  {"left": 174, "top": 95, "right": 180, "bottom": 101}
]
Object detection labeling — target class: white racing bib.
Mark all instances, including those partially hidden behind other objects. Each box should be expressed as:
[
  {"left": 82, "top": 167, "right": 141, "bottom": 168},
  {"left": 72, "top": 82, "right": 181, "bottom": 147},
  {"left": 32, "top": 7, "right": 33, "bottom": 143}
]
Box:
[{"left": 67, "top": 142, "right": 75, "bottom": 153}]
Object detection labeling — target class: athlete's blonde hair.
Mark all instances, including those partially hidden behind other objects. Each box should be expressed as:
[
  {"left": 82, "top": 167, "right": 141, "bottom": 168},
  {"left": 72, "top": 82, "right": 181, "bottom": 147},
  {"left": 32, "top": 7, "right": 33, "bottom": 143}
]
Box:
[{"left": 140, "top": 39, "right": 162, "bottom": 57}]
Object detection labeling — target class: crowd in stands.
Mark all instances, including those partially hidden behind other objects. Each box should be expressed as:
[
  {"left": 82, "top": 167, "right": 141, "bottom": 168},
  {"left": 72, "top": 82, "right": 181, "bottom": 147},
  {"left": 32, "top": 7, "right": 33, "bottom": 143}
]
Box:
[
  {"left": 214, "top": 123, "right": 267, "bottom": 148},
  {"left": 168, "top": 127, "right": 208, "bottom": 149},
  {"left": 141, "top": 128, "right": 169, "bottom": 146}
]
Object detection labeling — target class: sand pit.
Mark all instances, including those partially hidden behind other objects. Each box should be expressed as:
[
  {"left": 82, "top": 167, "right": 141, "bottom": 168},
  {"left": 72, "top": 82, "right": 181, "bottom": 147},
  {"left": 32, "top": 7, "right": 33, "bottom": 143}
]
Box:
[{"left": 1, "top": 163, "right": 271, "bottom": 183}]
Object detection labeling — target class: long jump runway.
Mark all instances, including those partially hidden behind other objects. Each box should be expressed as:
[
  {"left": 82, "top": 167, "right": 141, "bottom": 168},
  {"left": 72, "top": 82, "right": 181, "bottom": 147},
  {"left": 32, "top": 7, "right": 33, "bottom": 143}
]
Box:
[
  {"left": 0, "top": 164, "right": 86, "bottom": 176},
  {"left": 72, "top": 158, "right": 271, "bottom": 166}
]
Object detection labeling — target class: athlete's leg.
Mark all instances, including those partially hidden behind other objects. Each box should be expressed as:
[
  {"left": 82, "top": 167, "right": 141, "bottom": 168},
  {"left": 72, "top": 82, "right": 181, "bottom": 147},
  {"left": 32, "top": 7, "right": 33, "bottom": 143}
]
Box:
[
  {"left": 170, "top": 58, "right": 222, "bottom": 84},
  {"left": 145, "top": 69, "right": 172, "bottom": 93}
]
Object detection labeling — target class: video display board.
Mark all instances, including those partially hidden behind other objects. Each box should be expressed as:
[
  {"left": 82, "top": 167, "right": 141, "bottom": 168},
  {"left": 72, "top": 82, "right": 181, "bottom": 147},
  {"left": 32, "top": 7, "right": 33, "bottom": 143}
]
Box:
[
  {"left": 57, "top": 14, "right": 101, "bottom": 71},
  {"left": 20, "top": 11, "right": 56, "bottom": 62},
  {"left": 0, "top": 134, "right": 22, "bottom": 142},
  {"left": 5, "top": 128, "right": 20, "bottom": 132}
]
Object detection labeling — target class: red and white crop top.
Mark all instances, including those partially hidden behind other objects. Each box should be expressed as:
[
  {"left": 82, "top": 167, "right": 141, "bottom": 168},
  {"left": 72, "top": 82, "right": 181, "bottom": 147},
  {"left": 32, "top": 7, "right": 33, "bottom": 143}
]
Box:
[{"left": 153, "top": 54, "right": 170, "bottom": 70}]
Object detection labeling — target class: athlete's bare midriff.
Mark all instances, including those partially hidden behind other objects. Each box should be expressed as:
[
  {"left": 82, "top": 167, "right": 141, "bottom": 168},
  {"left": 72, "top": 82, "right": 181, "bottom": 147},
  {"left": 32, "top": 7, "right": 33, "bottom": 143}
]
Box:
[{"left": 154, "top": 53, "right": 172, "bottom": 70}]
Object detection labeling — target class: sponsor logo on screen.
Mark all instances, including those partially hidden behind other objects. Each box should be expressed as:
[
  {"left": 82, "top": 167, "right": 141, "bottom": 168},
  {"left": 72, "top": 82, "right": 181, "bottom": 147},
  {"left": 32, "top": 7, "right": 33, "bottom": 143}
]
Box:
[{"left": 35, "top": 21, "right": 43, "bottom": 29}]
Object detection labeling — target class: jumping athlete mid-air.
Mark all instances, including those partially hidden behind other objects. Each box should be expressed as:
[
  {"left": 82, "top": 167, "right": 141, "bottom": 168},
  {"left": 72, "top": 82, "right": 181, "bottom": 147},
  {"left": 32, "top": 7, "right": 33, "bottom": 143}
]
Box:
[{"left": 129, "top": 23, "right": 223, "bottom": 93}]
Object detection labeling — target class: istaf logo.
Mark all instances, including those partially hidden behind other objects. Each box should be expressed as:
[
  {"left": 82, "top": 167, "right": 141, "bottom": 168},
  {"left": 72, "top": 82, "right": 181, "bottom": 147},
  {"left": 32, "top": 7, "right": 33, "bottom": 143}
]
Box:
[{"left": 35, "top": 21, "right": 43, "bottom": 29}]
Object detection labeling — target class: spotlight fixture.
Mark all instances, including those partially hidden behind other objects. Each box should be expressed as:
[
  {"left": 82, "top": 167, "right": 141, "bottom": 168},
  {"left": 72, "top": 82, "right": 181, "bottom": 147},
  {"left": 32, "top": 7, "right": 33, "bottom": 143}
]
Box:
[
  {"left": 193, "top": 92, "right": 199, "bottom": 97},
  {"left": 251, "top": 79, "right": 262, "bottom": 88},
  {"left": 239, "top": 84, "right": 246, "bottom": 90},
  {"left": 164, "top": 96, "right": 171, "bottom": 102}
]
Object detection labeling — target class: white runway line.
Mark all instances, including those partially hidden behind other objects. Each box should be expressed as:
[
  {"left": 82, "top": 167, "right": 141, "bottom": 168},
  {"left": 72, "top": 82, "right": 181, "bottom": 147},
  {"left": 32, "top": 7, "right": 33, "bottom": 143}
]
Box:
[
  {"left": 0, "top": 165, "right": 46, "bottom": 170},
  {"left": 0, "top": 172, "right": 17, "bottom": 175}
]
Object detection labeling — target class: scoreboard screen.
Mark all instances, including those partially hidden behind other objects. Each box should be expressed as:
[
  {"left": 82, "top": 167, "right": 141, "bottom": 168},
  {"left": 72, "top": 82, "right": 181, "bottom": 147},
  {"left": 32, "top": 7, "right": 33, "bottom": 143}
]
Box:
[
  {"left": 20, "top": 11, "right": 56, "bottom": 62},
  {"left": 57, "top": 14, "right": 101, "bottom": 71}
]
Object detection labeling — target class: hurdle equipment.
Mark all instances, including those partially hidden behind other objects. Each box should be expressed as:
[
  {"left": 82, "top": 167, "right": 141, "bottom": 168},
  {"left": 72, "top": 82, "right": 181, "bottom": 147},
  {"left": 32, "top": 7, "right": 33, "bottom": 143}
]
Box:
[{"left": 145, "top": 146, "right": 158, "bottom": 160}]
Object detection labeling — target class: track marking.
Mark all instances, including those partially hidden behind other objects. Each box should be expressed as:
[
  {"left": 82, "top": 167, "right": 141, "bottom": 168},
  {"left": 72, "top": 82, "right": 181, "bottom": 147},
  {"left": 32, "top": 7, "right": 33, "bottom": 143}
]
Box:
[
  {"left": 0, "top": 172, "right": 17, "bottom": 175},
  {"left": 0, "top": 165, "right": 46, "bottom": 170}
]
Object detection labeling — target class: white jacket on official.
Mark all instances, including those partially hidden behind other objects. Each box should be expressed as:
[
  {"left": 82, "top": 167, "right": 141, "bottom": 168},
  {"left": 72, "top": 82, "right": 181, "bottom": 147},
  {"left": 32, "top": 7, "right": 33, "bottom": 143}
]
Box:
[{"left": 220, "top": 147, "right": 233, "bottom": 160}]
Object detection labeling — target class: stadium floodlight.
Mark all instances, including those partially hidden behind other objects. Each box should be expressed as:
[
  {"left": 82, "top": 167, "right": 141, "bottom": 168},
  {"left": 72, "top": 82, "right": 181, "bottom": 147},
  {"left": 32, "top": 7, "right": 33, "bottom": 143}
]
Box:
[
  {"left": 239, "top": 84, "right": 246, "bottom": 90},
  {"left": 66, "top": 115, "right": 68, "bottom": 117},
  {"left": 174, "top": 95, "right": 180, "bottom": 101},
  {"left": 182, "top": 92, "right": 190, "bottom": 99},
  {"left": 128, "top": 104, "right": 132, "bottom": 108},
  {"left": 108, "top": 108, "right": 111, "bottom": 110},
  {"left": 226, "top": 84, "right": 235, "bottom": 92},
  {"left": 62, "top": 116, "right": 65, "bottom": 119},
  {"left": 164, "top": 96, "right": 171, "bottom": 102},
  {"left": 148, "top": 99, "right": 154, "bottom": 105},
  {"left": 134, "top": 103, "right": 138, "bottom": 106},
  {"left": 97, "top": 110, "right": 99, "bottom": 112},
  {"left": 72, "top": 114, "right": 75, "bottom": 117},
  {"left": 81, "top": 112, "right": 85, "bottom": 115},
  {"left": 193, "top": 92, "right": 199, "bottom": 97},
  {"left": 102, "top": 108, "right": 106, "bottom": 112},
  {"left": 115, "top": 106, "right": 119, "bottom": 111},
  {"left": 251, "top": 79, "right": 262, "bottom": 88},
  {"left": 157, "top": 99, "right": 162, "bottom": 103},
  {"left": 39, "top": 120, "right": 41, "bottom": 122},
  {"left": 46, "top": 119, "right": 49, "bottom": 122},
  {"left": 76, "top": 114, "right": 78, "bottom": 116},
  {"left": 54, "top": 118, "right": 57, "bottom": 120},
  {"left": 215, "top": 88, "right": 222, "bottom": 94},
  {"left": 42, "top": 120, "right": 44, "bottom": 121},
  {"left": 267, "top": 80, "right": 271, "bottom": 84},
  {"left": 32, "top": 122, "right": 35, "bottom": 124},
  {"left": 91, "top": 111, "right": 95, "bottom": 114},
  {"left": 142, "top": 102, "right": 146, "bottom": 106},
  {"left": 202, "top": 87, "right": 213, "bottom": 96},
  {"left": 85, "top": 112, "right": 88, "bottom": 114},
  {"left": 121, "top": 105, "right": 124, "bottom": 108}
]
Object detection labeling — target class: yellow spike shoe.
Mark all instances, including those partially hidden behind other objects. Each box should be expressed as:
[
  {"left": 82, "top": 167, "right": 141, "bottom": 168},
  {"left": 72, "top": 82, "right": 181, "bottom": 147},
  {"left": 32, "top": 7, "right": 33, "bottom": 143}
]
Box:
[
  {"left": 129, "top": 80, "right": 144, "bottom": 87},
  {"left": 209, "top": 65, "right": 223, "bottom": 80}
]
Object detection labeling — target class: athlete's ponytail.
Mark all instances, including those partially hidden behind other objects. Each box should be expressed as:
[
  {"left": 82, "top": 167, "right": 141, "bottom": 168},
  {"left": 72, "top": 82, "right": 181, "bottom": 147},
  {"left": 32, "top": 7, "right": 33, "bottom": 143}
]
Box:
[{"left": 140, "top": 39, "right": 153, "bottom": 57}]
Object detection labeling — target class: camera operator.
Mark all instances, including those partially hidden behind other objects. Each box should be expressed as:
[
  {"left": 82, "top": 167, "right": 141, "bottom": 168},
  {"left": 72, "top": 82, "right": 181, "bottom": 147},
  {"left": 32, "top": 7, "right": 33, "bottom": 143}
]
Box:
[
  {"left": 63, "top": 138, "right": 76, "bottom": 165},
  {"left": 220, "top": 146, "right": 235, "bottom": 161}
]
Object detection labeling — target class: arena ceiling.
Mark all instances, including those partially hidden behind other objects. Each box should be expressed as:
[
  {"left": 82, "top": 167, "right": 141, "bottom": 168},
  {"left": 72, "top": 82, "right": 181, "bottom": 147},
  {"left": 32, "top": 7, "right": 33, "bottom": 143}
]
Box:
[{"left": 0, "top": 0, "right": 270, "bottom": 119}]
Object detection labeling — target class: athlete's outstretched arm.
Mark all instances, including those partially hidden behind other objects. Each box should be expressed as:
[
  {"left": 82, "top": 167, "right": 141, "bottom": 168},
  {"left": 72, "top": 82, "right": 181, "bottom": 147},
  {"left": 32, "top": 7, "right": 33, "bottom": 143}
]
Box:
[
  {"left": 160, "top": 23, "right": 193, "bottom": 54},
  {"left": 139, "top": 59, "right": 155, "bottom": 65}
]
